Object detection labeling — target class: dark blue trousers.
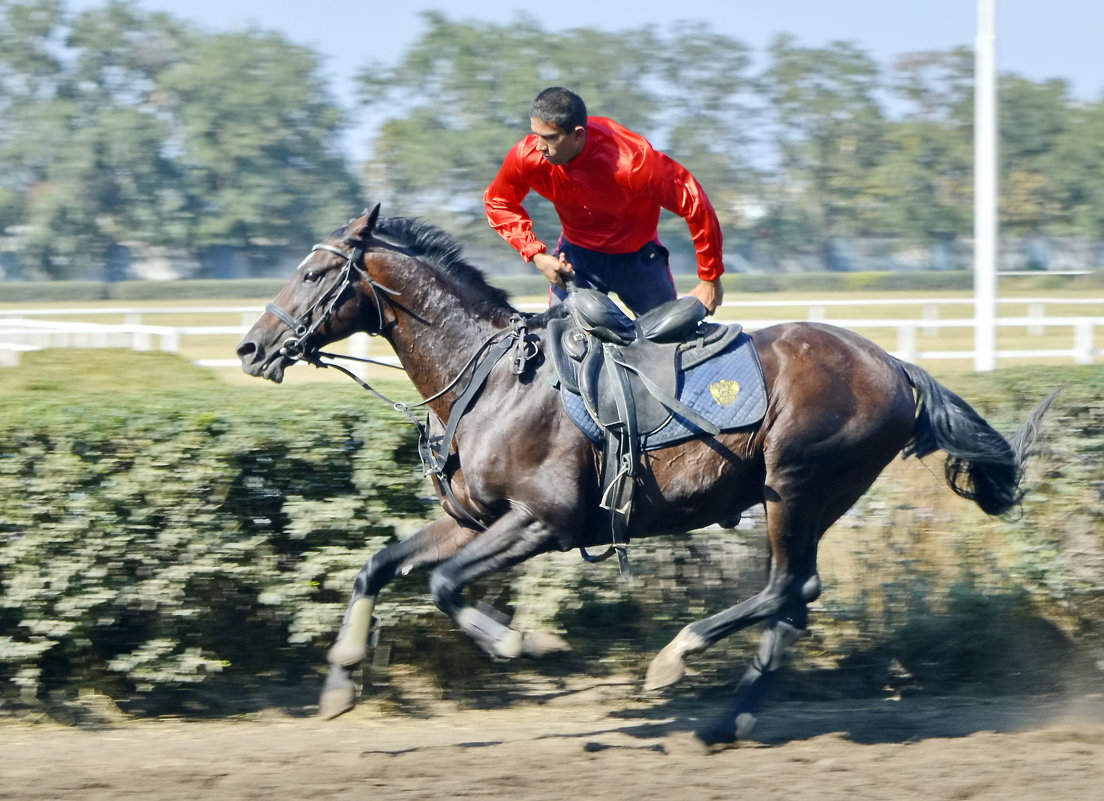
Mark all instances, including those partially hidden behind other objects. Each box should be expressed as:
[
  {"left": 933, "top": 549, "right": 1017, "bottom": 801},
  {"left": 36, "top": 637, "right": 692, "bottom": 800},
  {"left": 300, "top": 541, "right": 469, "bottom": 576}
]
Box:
[{"left": 548, "top": 238, "right": 677, "bottom": 316}]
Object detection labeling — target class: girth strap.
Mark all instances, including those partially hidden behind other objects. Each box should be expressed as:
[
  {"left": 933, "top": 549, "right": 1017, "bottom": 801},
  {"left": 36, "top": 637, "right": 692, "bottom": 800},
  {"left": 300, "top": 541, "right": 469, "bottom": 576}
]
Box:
[{"left": 425, "top": 328, "right": 525, "bottom": 529}]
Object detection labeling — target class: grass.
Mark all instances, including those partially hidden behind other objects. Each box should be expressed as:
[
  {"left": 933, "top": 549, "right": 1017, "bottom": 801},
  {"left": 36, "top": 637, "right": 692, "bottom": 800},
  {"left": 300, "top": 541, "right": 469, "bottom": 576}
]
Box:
[
  {"left": 0, "top": 349, "right": 221, "bottom": 395},
  {"left": 0, "top": 348, "right": 417, "bottom": 402}
]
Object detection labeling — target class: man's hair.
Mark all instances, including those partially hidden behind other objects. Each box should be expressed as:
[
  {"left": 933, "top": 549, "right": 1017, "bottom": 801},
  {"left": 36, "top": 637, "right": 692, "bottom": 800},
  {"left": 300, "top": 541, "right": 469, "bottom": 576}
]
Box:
[{"left": 530, "top": 87, "right": 587, "bottom": 132}]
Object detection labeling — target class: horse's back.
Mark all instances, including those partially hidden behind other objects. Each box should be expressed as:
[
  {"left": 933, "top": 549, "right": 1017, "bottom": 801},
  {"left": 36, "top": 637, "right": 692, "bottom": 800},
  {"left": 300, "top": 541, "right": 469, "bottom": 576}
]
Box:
[{"left": 751, "top": 322, "right": 918, "bottom": 459}]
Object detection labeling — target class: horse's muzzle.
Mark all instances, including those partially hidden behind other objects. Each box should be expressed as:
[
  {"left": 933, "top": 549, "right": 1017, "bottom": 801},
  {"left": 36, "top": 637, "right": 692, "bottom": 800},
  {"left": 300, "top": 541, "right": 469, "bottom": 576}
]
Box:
[{"left": 236, "top": 337, "right": 290, "bottom": 383}]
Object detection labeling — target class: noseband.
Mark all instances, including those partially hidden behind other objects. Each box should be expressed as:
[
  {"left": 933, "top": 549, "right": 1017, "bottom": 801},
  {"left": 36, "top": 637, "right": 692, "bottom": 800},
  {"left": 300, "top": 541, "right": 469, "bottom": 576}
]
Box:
[{"left": 265, "top": 242, "right": 398, "bottom": 362}]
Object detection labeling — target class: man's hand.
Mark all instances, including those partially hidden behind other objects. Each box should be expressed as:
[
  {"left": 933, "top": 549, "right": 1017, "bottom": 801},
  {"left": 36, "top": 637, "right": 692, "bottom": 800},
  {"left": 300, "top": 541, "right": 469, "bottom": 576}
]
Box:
[
  {"left": 687, "top": 278, "right": 724, "bottom": 314},
  {"left": 533, "top": 252, "right": 575, "bottom": 289}
]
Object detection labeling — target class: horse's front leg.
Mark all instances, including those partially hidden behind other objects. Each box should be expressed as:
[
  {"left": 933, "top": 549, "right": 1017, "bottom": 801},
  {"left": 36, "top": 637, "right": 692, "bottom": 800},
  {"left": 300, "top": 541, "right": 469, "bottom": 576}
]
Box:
[
  {"left": 428, "top": 508, "right": 569, "bottom": 660},
  {"left": 320, "top": 516, "right": 476, "bottom": 719}
]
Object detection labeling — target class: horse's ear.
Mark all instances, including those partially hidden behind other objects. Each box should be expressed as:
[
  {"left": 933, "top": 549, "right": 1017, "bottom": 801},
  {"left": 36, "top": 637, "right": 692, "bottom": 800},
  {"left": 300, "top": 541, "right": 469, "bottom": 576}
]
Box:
[
  {"left": 348, "top": 204, "right": 382, "bottom": 240},
  {"left": 365, "top": 203, "right": 381, "bottom": 235}
]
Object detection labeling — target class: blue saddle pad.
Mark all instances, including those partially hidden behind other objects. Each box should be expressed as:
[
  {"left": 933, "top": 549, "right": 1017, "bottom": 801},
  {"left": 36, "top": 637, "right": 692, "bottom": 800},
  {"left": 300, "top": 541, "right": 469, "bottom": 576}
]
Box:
[{"left": 560, "top": 331, "right": 767, "bottom": 450}]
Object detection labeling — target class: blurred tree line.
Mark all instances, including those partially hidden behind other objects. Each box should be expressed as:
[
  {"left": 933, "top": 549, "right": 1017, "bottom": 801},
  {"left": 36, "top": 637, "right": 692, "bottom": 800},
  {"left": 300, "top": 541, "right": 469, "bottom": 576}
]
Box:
[{"left": 2, "top": 1, "right": 1103, "bottom": 280}]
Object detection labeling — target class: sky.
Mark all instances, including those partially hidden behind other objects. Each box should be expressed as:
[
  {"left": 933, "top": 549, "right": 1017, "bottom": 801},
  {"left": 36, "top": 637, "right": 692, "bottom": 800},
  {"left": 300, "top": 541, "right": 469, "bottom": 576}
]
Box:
[{"left": 66, "top": 0, "right": 1104, "bottom": 157}]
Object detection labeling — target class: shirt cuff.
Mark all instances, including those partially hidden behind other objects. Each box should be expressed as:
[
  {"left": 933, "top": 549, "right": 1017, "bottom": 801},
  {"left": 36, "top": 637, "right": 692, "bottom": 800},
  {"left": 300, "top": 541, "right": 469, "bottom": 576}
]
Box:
[{"left": 520, "top": 241, "right": 547, "bottom": 262}]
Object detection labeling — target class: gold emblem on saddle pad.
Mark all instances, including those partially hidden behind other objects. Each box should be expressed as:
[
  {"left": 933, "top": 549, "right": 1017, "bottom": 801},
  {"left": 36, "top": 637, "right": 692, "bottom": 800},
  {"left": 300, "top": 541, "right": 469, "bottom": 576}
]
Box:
[{"left": 709, "top": 380, "right": 742, "bottom": 406}]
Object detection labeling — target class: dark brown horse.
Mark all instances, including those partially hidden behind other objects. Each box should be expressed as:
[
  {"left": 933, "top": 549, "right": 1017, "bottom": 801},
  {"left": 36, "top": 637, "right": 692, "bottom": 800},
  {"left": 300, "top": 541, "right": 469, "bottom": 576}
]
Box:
[{"left": 237, "top": 206, "right": 1053, "bottom": 745}]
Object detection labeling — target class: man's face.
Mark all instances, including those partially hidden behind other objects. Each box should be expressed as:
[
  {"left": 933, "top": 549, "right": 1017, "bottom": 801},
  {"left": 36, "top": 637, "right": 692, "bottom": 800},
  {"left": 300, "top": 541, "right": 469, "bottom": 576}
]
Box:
[{"left": 530, "top": 117, "right": 586, "bottom": 166}]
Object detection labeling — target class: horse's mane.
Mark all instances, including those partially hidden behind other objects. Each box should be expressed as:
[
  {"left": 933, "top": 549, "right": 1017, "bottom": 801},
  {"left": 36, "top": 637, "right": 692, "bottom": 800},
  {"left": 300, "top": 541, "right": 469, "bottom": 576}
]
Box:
[{"left": 355, "top": 216, "right": 514, "bottom": 314}]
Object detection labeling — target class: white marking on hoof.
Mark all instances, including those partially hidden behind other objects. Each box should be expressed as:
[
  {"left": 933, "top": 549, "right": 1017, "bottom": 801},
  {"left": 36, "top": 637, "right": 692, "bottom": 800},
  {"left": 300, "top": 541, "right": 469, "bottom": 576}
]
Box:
[
  {"left": 318, "top": 685, "right": 357, "bottom": 720},
  {"left": 327, "top": 597, "right": 375, "bottom": 666},
  {"left": 492, "top": 629, "right": 524, "bottom": 659},
  {"left": 644, "top": 629, "right": 707, "bottom": 691}
]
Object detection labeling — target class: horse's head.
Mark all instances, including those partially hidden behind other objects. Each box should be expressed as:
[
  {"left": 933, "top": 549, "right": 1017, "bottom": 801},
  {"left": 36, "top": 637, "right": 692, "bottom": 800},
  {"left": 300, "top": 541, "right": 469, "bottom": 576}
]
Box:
[{"left": 237, "top": 204, "right": 394, "bottom": 382}]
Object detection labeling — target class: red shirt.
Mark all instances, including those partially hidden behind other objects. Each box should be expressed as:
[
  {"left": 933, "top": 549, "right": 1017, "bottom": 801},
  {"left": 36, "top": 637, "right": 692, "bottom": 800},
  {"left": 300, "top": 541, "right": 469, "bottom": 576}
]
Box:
[{"left": 484, "top": 116, "right": 724, "bottom": 281}]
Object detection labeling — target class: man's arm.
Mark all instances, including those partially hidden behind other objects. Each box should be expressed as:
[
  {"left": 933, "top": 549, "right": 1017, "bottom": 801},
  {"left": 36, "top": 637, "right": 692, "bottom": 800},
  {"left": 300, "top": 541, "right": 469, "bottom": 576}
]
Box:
[
  {"left": 640, "top": 150, "right": 726, "bottom": 289},
  {"left": 687, "top": 277, "right": 724, "bottom": 314},
  {"left": 532, "top": 252, "right": 575, "bottom": 289},
  {"left": 484, "top": 144, "right": 548, "bottom": 263}
]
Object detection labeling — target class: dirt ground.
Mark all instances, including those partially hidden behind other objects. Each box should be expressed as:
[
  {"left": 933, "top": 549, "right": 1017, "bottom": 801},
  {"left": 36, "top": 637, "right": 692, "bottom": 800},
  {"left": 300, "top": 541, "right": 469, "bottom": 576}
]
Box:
[{"left": 3, "top": 686, "right": 1103, "bottom": 801}]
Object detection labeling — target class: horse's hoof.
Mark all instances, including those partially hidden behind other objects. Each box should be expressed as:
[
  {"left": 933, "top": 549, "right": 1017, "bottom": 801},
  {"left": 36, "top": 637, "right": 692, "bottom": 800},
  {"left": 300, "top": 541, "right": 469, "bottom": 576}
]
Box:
[
  {"left": 521, "top": 631, "right": 571, "bottom": 657},
  {"left": 644, "top": 629, "right": 707, "bottom": 691},
  {"left": 490, "top": 629, "right": 524, "bottom": 659},
  {"left": 644, "top": 647, "right": 687, "bottom": 691},
  {"left": 695, "top": 720, "right": 739, "bottom": 748},
  {"left": 318, "top": 685, "right": 357, "bottom": 721}
]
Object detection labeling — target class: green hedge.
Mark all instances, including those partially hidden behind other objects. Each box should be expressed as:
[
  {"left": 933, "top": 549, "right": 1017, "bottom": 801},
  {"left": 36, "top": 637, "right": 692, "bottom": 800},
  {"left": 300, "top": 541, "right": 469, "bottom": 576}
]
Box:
[
  {"left": 0, "top": 281, "right": 113, "bottom": 303},
  {"left": 1, "top": 354, "right": 1101, "bottom": 717},
  {"left": 0, "top": 371, "right": 433, "bottom": 714}
]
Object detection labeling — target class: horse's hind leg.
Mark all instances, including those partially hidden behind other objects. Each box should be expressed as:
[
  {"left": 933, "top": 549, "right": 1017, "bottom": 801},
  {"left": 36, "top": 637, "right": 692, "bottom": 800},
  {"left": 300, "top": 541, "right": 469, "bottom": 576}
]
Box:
[
  {"left": 645, "top": 495, "right": 822, "bottom": 692},
  {"left": 320, "top": 516, "right": 476, "bottom": 719},
  {"left": 697, "top": 602, "right": 808, "bottom": 745}
]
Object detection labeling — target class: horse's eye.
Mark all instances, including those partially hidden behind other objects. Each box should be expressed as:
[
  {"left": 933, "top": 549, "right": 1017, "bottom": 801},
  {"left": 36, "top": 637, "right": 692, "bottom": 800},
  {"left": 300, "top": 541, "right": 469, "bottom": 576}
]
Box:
[{"left": 303, "top": 270, "right": 322, "bottom": 283}]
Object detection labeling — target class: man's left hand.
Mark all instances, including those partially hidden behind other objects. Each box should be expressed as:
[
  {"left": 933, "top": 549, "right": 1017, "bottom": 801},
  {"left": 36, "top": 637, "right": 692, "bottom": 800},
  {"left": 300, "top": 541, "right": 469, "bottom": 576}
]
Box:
[{"left": 686, "top": 278, "right": 724, "bottom": 314}]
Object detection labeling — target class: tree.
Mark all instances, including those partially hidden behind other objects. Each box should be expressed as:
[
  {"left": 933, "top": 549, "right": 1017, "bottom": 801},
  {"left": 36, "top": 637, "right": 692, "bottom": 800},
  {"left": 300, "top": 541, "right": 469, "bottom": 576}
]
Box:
[
  {"left": 0, "top": 1, "right": 360, "bottom": 279},
  {"left": 653, "top": 21, "right": 756, "bottom": 256},
  {"left": 997, "top": 76, "right": 1073, "bottom": 233},
  {"left": 15, "top": 2, "right": 193, "bottom": 277},
  {"left": 156, "top": 30, "right": 360, "bottom": 274},
  {"left": 863, "top": 49, "right": 974, "bottom": 253},
  {"left": 759, "top": 35, "right": 887, "bottom": 269},
  {"left": 1046, "top": 97, "right": 1104, "bottom": 238},
  {"left": 0, "top": 0, "right": 69, "bottom": 266}
]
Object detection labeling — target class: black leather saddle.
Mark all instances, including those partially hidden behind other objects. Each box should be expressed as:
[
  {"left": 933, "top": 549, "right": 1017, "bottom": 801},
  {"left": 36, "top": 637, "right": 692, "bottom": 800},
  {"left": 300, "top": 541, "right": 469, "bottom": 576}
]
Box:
[
  {"left": 544, "top": 289, "right": 743, "bottom": 574},
  {"left": 546, "top": 289, "right": 742, "bottom": 438}
]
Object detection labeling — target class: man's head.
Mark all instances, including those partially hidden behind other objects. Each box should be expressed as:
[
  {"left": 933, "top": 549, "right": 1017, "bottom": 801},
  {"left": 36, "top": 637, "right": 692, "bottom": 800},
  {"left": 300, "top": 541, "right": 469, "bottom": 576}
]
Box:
[{"left": 529, "top": 87, "right": 587, "bottom": 166}]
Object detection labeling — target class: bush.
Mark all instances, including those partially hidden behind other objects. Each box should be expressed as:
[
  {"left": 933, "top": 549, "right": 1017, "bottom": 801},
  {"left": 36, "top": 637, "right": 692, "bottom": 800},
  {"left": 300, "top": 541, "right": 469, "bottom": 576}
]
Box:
[
  {"left": 0, "top": 353, "right": 1100, "bottom": 716},
  {"left": 0, "top": 375, "right": 432, "bottom": 713}
]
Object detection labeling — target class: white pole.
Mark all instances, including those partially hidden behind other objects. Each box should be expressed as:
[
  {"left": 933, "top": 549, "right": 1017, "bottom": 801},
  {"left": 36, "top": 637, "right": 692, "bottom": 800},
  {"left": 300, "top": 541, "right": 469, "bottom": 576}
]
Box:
[{"left": 974, "top": 0, "right": 998, "bottom": 371}]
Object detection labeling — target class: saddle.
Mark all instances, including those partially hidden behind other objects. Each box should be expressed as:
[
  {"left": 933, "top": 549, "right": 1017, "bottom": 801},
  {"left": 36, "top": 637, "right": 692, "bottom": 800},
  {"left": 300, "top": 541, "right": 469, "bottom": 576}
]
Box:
[{"left": 544, "top": 289, "right": 744, "bottom": 575}]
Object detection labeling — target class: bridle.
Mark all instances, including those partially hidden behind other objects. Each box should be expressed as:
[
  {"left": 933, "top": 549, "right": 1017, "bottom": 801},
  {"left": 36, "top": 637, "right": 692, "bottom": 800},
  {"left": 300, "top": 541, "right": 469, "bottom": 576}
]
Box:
[
  {"left": 264, "top": 242, "right": 400, "bottom": 363},
  {"left": 263, "top": 238, "right": 537, "bottom": 530}
]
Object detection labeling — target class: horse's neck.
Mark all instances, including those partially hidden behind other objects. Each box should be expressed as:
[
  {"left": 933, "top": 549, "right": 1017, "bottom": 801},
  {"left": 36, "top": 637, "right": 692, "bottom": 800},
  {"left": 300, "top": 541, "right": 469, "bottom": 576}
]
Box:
[{"left": 382, "top": 286, "right": 510, "bottom": 410}]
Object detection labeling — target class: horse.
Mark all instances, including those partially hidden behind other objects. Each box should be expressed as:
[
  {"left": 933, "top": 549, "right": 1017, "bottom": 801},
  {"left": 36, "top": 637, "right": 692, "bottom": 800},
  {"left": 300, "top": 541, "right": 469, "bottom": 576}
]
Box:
[{"left": 236, "top": 205, "right": 1054, "bottom": 746}]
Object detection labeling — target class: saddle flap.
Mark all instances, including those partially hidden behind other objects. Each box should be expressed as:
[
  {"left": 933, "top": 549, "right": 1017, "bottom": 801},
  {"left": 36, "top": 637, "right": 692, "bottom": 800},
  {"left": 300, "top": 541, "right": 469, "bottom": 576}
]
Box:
[
  {"left": 595, "top": 340, "right": 677, "bottom": 433},
  {"left": 545, "top": 316, "right": 584, "bottom": 393}
]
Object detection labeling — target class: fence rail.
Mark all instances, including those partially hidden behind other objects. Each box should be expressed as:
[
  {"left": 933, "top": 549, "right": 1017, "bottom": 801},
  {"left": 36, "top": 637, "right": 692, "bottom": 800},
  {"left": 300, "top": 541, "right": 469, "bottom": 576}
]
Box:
[{"left": 2, "top": 298, "right": 1102, "bottom": 370}]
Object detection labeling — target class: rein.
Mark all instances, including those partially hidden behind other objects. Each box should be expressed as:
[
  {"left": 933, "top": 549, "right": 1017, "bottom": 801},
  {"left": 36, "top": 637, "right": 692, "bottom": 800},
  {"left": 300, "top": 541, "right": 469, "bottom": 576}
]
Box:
[{"left": 269, "top": 240, "right": 536, "bottom": 530}]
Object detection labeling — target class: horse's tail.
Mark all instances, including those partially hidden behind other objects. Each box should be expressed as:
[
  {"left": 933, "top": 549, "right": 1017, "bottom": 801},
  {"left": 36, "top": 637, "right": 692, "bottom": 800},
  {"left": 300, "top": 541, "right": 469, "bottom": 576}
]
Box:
[{"left": 896, "top": 360, "right": 1058, "bottom": 517}]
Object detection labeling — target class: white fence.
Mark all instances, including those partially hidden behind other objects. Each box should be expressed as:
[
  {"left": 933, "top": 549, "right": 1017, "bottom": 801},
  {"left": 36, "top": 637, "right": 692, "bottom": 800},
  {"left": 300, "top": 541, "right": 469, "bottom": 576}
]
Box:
[{"left": 1, "top": 298, "right": 1102, "bottom": 369}]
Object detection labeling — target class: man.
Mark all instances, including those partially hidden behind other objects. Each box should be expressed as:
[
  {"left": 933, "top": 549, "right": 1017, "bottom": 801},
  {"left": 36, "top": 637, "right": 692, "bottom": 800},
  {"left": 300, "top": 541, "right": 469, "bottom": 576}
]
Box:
[{"left": 484, "top": 87, "right": 725, "bottom": 315}]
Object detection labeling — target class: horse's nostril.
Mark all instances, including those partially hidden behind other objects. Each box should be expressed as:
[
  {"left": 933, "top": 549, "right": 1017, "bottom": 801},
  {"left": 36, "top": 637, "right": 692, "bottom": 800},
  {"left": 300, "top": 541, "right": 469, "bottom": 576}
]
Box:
[{"left": 236, "top": 340, "right": 257, "bottom": 359}]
